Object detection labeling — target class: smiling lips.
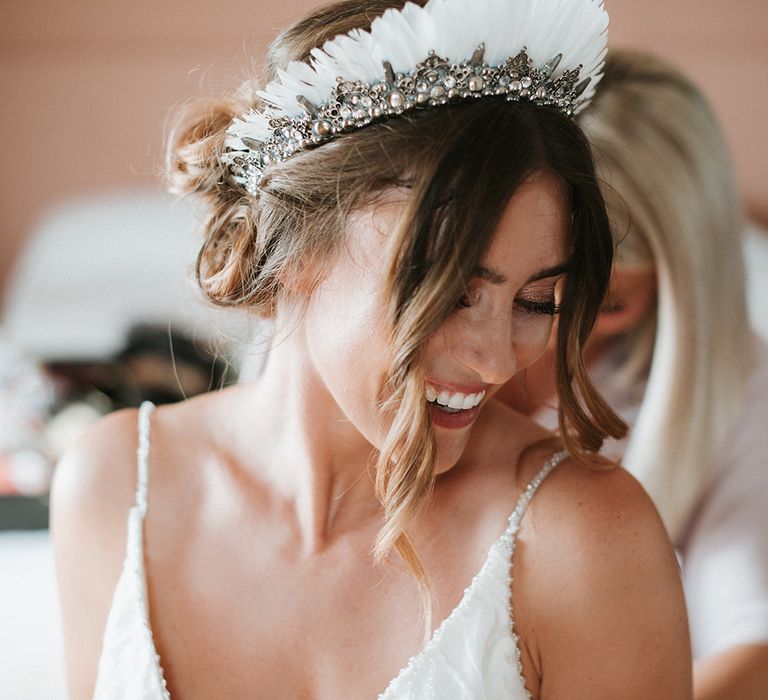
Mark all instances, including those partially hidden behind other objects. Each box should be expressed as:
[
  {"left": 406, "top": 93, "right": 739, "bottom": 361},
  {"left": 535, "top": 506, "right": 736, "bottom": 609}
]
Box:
[{"left": 425, "top": 385, "right": 487, "bottom": 412}]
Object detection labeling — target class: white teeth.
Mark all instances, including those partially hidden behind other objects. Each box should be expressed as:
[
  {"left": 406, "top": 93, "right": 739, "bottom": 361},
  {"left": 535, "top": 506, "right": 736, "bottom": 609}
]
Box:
[
  {"left": 425, "top": 387, "right": 486, "bottom": 410},
  {"left": 447, "top": 393, "right": 466, "bottom": 409}
]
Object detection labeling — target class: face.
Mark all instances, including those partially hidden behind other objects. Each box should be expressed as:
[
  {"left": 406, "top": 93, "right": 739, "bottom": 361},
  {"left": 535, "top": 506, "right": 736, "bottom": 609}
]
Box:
[
  {"left": 300, "top": 170, "right": 569, "bottom": 470},
  {"left": 584, "top": 263, "right": 656, "bottom": 362}
]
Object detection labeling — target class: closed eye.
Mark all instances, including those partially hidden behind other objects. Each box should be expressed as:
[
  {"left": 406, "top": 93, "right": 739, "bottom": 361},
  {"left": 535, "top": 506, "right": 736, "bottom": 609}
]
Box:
[
  {"left": 455, "top": 287, "right": 560, "bottom": 314},
  {"left": 515, "top": 297, "right": 560, "bottom": 315},
  {"left": 514, "top": 275, "right": 563, "bottom": 316}
]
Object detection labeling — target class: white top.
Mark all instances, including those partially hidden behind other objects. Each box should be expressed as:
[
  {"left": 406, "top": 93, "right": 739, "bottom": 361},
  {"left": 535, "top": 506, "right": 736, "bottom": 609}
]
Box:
[
  {"left": 744, "top": 224, "right": 768, "bottom": 343},
  {"left": 535, "top": 338, "right": 768, "bottom": 660},
  {"left": 678, "top": 339, "right": 768, "bottom": 659},
  {"left": 92, "top": 401, "right": 567, "bottom": 699}
]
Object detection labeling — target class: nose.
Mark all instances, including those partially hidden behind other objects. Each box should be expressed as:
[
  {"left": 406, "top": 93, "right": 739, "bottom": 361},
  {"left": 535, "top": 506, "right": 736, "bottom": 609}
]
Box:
[{"left": 452, "top": 317, "right": 519, "bottom": 386}]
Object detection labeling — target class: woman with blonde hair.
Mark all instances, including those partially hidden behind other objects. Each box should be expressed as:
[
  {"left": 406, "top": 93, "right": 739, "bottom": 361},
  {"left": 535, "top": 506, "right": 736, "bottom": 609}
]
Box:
[
  {"left": 52, "top": 3, "right": 691, "bottom": 698},
  {"left": 501, "top": 48, "right": 768, "bottom": 699}
]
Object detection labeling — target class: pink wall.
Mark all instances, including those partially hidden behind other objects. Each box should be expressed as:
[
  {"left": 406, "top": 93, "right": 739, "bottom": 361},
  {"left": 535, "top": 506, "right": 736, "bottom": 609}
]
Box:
[{"left": 2, "top": 1, "right": 767, "bottom": 303}]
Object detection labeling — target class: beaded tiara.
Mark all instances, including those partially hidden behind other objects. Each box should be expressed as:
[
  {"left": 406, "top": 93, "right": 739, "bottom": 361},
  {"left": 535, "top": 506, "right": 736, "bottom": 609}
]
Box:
[{"left": 224, "top": 0, "right": 609, "bottom": 195}]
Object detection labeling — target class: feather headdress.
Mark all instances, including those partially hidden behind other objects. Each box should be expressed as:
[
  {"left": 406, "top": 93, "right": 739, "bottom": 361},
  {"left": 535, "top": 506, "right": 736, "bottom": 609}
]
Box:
[{"left": 225, "top": 0, "right": 609, "bottom": 194}]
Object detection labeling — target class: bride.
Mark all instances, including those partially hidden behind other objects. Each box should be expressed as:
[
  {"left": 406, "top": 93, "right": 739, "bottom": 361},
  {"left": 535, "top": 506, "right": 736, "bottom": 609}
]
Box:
[{"left": 52, "top": 1, "right": 692, "bottom": 697}]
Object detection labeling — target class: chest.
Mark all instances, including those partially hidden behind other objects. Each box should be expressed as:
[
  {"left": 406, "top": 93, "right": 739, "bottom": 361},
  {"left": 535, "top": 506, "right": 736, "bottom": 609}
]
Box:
[
  {"left": 134, "top": 437, "right": 537, "bottom": 699},
  {"left": 143, "top": 517, "right": 507, "bottom": 698}
]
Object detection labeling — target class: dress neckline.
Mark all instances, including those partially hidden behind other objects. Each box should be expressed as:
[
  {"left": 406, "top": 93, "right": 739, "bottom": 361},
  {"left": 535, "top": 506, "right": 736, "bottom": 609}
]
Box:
[
  {"left": 131, "top": 403, "right": 565, "bottom": 698},
  {"left": 377, "top": 523, "right": 516, "bottom": 698},
  {"left": 378, "top": 449, "right": 566, "bottom": 698},
  {"left": 138, "top": 510, "right": 519, "bottom": 700}
]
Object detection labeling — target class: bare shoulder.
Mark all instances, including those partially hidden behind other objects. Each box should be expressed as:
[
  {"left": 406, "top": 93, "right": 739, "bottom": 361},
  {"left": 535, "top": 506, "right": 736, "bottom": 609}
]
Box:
[
  {"left": 51, "top": 407, "right": 143, "bottom": 698},
  {"left": 51, "top": 393, "right": 222, "bottom": 565},
  {"left": 51, "top": 395, "right": 223, "bottom": 696},
  {"left": 523, "top": 453, "right": 667, "bottom": 548},
  {"left": 52, "top": 407, "right": 142, "bottom": 538},
  {"left": 513, "top": 455, "right": 693, "bottom": 699}
]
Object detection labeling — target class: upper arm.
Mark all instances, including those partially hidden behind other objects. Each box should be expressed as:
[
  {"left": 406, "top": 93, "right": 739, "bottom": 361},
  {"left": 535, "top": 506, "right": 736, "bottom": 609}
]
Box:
[
  {"left": 680, "top": 457, "right": 768, "bottom": 661},
  {"left": 50, "top": 408, "right": 140, "bottom": 700},
  {"left": 515, "top": 463, "right": 692, "bottom": 699},
  {"left": 694, "top": 643, "right": 768, "bottom": 700}
]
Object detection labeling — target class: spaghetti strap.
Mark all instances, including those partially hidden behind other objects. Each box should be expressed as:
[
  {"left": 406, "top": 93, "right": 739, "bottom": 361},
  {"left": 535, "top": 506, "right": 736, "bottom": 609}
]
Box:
[
  {"left": 379, "top": 448, "right": 570, "bottom": 699},
  {"left": 507, "top": 449, "right": 568, "bottom": 533},
  {"left": 135, "top": 401, "right": 156, "bottom": 518},
  {"left": 92, "top": 399, "right": 170, "bottom": 699}
]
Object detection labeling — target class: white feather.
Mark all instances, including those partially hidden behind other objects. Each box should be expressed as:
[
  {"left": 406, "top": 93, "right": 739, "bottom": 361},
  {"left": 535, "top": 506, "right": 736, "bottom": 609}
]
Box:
[{"left": 228, "top": 0, "right": 608, "bottom": 143}]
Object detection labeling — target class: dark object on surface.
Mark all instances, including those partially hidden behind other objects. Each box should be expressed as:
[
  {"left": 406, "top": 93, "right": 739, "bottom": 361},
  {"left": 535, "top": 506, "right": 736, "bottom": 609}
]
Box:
[
  {"left": 47, "top": 324, "right": 237, "bottom": 410},
  {"left": 0, "top": 495, "right": 49, "bottom": 530},
  {"left": 113, "top": 324, "right": 235, "bottom": 406}
]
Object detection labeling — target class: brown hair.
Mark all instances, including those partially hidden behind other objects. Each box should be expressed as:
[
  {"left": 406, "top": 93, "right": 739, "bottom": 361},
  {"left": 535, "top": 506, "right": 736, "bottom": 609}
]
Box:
[{"left": 166, "top": 0, "right": 626, "bottom": 632}]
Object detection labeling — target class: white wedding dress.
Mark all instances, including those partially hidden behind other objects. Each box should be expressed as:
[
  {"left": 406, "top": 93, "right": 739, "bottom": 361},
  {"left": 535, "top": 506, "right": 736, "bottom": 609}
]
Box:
[{"left": 92, "top": 402, "right": 566, "bottom": 699}]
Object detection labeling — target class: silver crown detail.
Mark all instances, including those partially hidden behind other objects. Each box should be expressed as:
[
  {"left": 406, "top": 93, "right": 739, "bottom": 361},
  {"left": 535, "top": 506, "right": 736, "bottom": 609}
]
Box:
[{"left": 225, "top": 46, "right": 589, "bottom": 196}]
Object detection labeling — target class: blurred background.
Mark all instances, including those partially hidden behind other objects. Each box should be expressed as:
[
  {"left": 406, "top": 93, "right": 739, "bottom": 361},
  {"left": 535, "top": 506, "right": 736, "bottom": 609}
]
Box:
[{"left": 1, "top": 1, "right": 766, "bottom": 696}]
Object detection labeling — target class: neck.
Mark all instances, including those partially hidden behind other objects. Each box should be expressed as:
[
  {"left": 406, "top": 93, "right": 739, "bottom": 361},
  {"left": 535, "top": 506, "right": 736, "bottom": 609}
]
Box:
[{"left": 237, "top": 322, "right": 383, "bottom": 554}]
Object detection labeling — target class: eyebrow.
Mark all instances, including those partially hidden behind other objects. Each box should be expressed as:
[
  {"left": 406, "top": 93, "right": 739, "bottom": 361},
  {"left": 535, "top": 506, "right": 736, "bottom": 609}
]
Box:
[
  {"left": 475, "top": 261, "right": 571, "bottom": 285},
  {"left": 475, "top": 266, "right": 507, "bottom": 284},
  {"left": 526, "top": 262, "right": 571, "bottom": 284}
]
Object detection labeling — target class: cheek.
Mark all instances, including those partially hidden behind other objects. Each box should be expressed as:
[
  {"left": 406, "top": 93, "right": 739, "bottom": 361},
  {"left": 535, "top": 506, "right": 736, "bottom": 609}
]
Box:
[
  {"left": 511, "top": 314, "right": 557, "bottom": 368},
  {"left": 303, "top": 263, "right": 393, "bottom": 442},
  {"left": 426, "top": 308, "right": 556, "bottom": 381}
]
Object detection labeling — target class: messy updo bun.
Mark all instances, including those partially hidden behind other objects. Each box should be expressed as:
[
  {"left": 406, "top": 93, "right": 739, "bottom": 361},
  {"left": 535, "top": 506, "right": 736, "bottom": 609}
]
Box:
[
  {"left": 165, "top": 0, "right": 625, "bottom": 635},
  {"left": 165, "top": 1, "right": 417, "bottom": 311}
]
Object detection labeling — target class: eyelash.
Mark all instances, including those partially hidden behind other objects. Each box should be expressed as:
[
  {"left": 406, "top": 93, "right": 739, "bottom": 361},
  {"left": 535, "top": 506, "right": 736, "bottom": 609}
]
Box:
[
  {"left": 516, "top": 298, "right": 560, "bottom": 315},
  {"left": 455, "top": 293, "right": 560, "bottom": 316}
]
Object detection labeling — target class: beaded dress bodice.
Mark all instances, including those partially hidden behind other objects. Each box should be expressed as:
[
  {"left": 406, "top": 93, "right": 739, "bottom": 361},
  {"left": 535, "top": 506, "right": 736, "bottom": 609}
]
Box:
[{"left": 92, "top": 401, "right": 566, "bottom": 699}]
